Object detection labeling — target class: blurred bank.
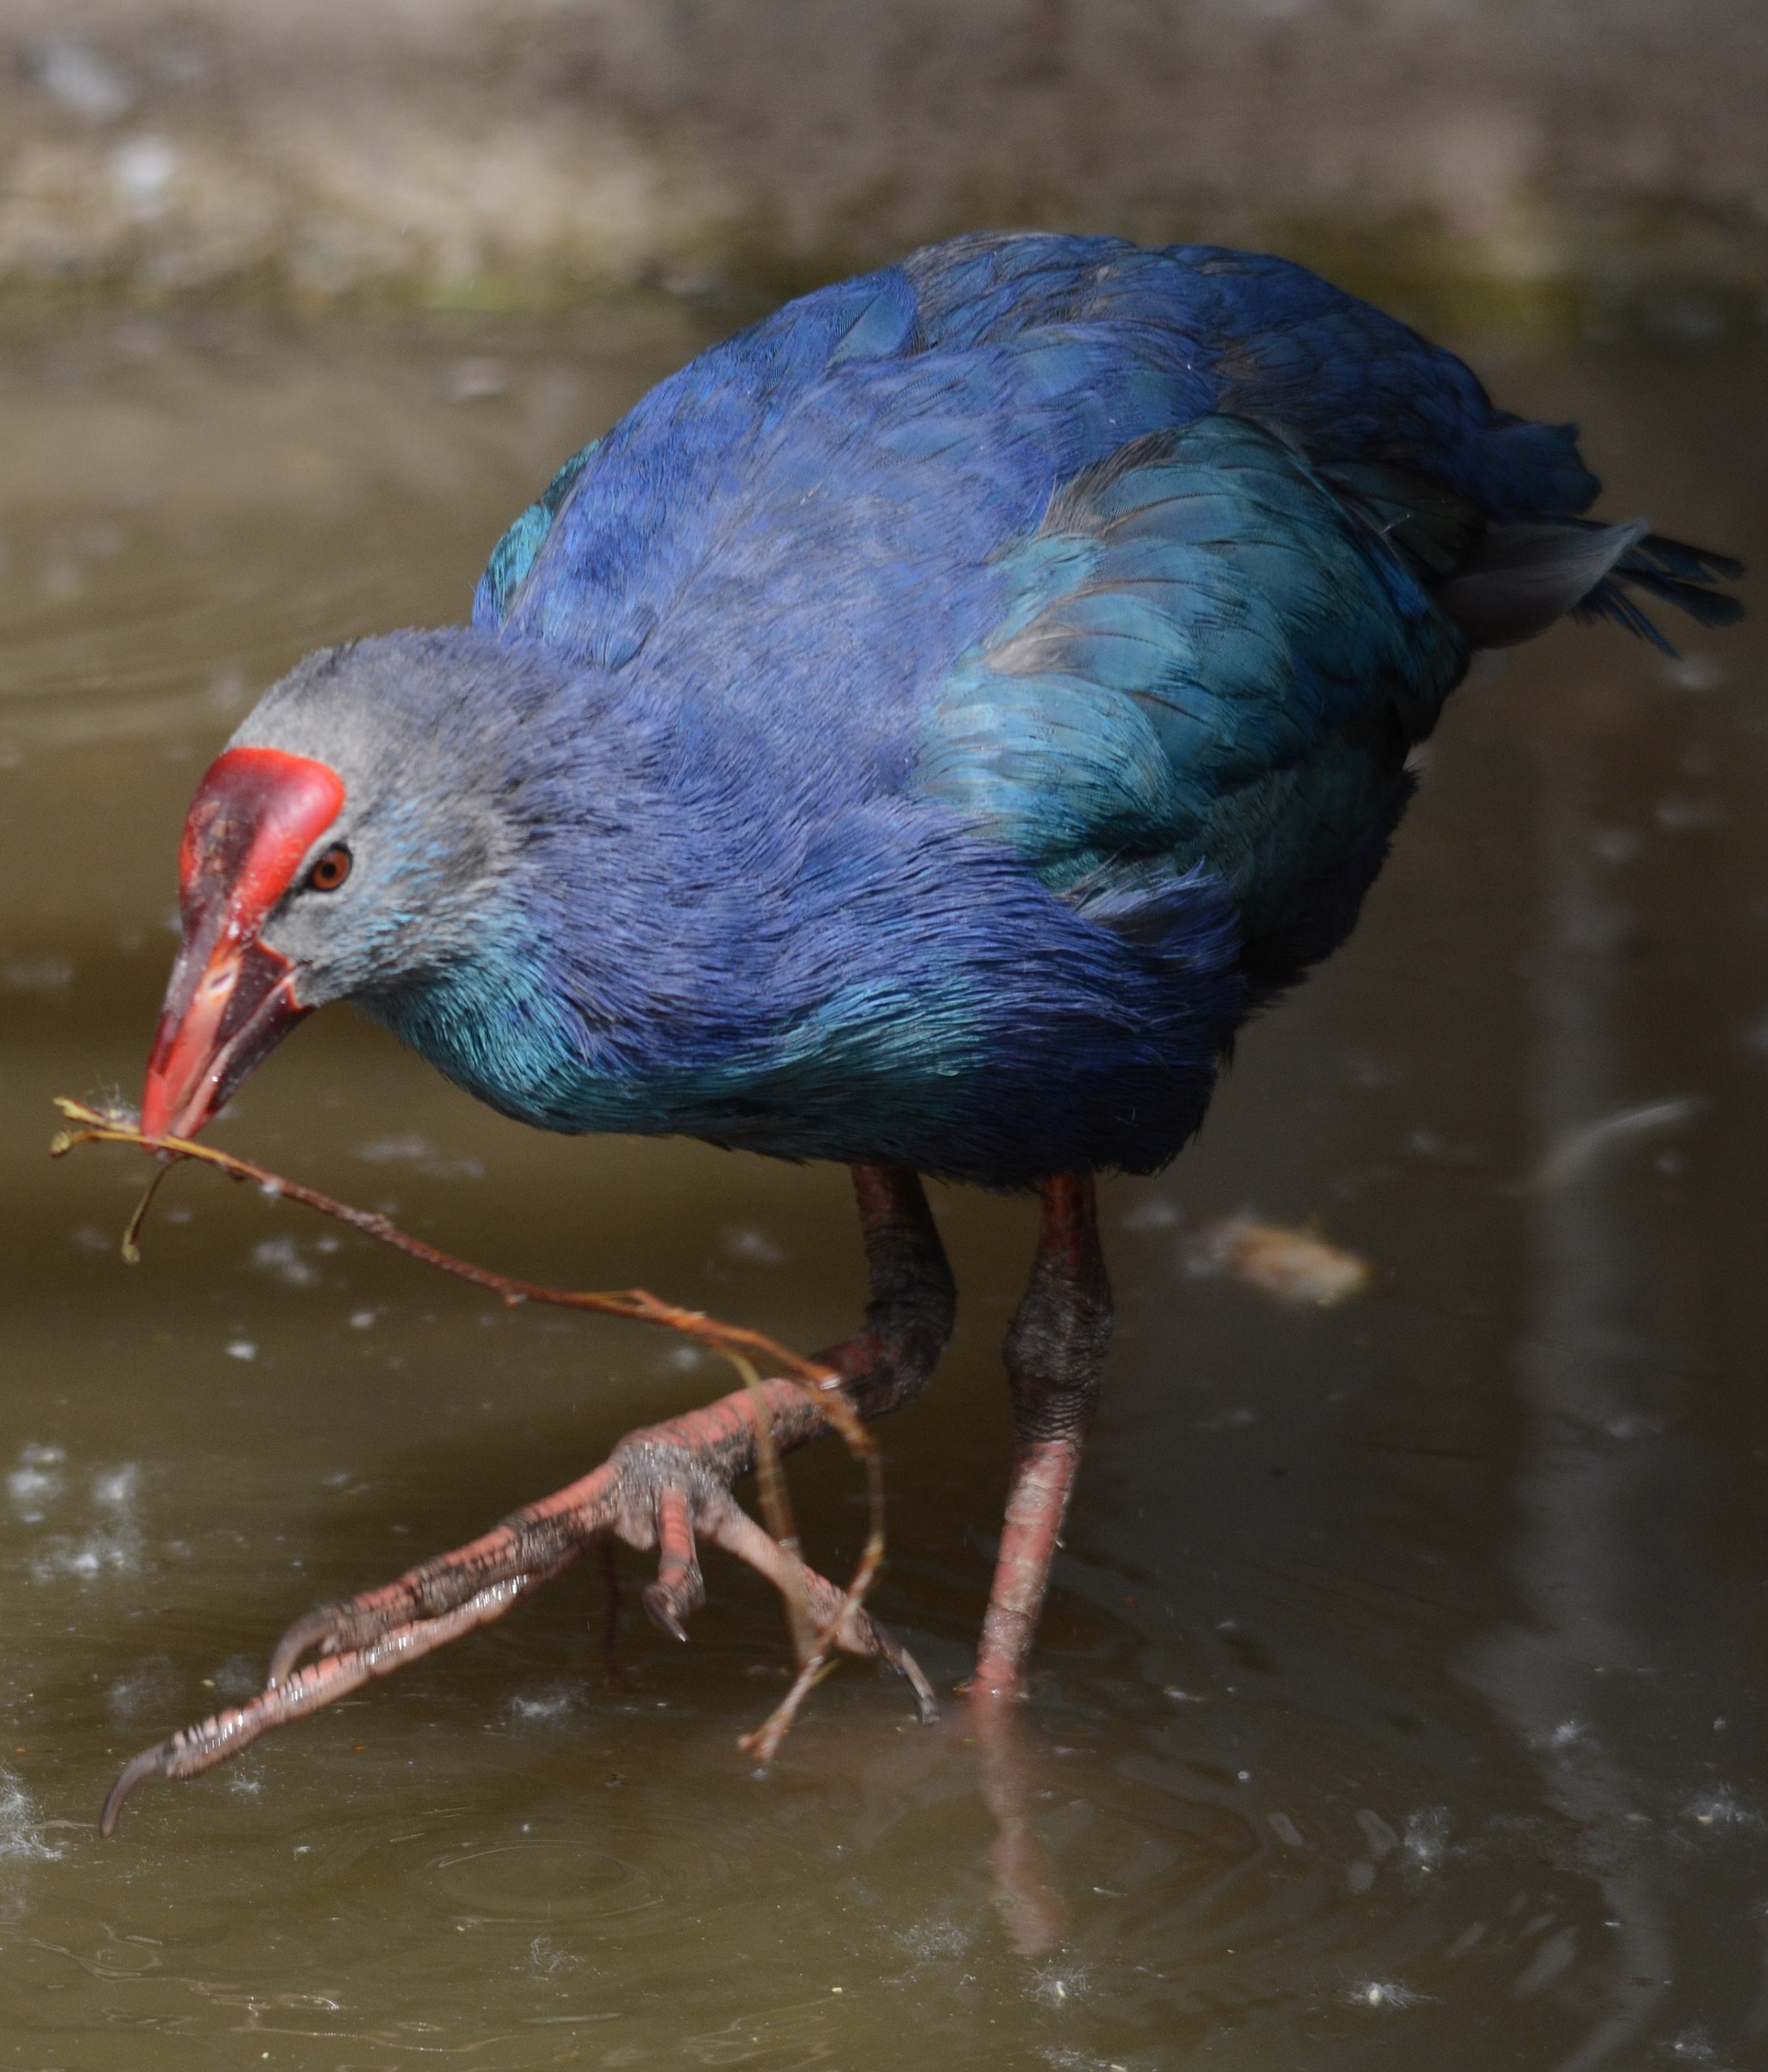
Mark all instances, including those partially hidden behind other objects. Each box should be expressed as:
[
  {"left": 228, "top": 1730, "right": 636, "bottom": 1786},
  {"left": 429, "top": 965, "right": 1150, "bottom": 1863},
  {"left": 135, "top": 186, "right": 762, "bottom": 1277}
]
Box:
[{"left": 1, "top": 0, "right": 1766, "bottom": 329}]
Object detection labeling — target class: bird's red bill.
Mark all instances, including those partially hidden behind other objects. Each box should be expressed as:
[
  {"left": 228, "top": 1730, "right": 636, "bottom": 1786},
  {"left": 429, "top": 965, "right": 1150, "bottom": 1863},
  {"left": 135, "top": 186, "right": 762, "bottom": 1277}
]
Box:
[{"left": 142, "top": 747, "right": 344, "bottom": 1140}]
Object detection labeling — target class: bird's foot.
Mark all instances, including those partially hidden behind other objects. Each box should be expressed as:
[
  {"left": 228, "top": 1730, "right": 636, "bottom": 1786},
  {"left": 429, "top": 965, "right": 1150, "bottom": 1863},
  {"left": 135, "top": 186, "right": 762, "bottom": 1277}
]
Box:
[{"left": 100, "top": 1387, "right": 935, "bottom": 1835}]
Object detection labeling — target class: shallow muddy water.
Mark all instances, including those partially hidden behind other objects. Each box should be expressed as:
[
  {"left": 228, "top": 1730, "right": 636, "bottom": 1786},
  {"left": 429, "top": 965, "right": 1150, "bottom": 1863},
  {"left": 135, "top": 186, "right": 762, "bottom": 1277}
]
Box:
[{"left": 0, "top": 302, "right": 1764, "bottom": 2070}]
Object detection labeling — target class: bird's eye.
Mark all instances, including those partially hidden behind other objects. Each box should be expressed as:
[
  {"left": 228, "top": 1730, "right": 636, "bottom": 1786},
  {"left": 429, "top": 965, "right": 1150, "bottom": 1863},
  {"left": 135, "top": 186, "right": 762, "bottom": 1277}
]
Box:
[{"left": 305, "top": 843, "right": 352, "bottom": 893}]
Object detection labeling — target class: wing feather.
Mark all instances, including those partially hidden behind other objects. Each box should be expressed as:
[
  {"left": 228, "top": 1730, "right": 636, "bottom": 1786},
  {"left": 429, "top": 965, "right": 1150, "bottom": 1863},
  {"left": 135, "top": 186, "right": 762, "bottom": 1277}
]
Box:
[{"left": 917, "top": 415, "right": 1468, "bottom": 951}]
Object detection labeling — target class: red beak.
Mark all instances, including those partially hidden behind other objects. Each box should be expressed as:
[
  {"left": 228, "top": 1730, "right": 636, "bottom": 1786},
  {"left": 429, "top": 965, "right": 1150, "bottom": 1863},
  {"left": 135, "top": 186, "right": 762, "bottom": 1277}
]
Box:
[{"left": 142, "top": 747, "right": 345, "bottom": 1140}]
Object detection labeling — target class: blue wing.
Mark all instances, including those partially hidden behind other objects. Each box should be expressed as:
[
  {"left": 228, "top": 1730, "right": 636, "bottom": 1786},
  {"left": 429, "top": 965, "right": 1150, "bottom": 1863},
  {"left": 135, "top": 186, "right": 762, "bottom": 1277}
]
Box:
[
  {"left": 915, "top": 414, "right": 1468, "bottom": 966},
  {"left": 468, "top": 231, "right": 1733, "bottom": 974},
  {"left": 471, "top": 235, "right": 1602, "bottom": 671}
]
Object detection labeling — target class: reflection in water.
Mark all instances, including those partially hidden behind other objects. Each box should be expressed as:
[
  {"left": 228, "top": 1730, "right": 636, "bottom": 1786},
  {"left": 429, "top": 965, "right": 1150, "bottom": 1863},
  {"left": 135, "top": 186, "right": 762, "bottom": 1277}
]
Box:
[
  {"left": 970, "top": 1693, "right": 1066, "bottom": 1957},
  {"left": 1465, "top": 749, "right": 1674, "bottom": 2064}
]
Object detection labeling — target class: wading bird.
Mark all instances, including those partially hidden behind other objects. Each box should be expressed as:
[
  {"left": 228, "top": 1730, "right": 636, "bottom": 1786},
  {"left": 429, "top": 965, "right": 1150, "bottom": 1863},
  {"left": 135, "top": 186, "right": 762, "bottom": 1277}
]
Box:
[{"left": 117, "top": 232, "right": 1740, "bottom": 1822}]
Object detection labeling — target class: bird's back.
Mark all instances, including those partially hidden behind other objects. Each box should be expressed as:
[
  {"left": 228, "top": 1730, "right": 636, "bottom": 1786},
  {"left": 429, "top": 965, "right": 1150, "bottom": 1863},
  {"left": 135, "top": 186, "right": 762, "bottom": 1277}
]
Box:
[
  {"left": 477, "top": 237, "right": 1595, "bottom": 750},
  {"left": 448, "top": 233, "right": 1737, "bottom": 1182}
]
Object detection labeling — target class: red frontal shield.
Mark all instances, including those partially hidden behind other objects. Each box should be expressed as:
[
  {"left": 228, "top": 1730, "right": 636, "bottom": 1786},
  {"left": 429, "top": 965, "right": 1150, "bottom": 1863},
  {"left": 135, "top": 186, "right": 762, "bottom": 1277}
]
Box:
[{"left": 142, "top": 747, "right": 344, "bottom": 1140}]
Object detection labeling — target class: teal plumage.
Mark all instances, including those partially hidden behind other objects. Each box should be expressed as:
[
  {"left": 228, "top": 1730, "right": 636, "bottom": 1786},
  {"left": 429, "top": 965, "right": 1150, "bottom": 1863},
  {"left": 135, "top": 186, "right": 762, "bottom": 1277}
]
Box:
[{"left": 918, "top": 415, "right": 1468, "bottom": 954}]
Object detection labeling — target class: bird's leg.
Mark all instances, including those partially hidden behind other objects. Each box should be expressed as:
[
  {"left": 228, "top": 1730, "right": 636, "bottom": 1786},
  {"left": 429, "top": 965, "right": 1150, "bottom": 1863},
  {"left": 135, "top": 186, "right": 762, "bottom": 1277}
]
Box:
[
  {"left": 268, "top": 1165, "right": 950, "bottom": 1672},
  {"left": 970, "top": 1173, "right": 1113, "bottom": 1698},
  {"left": 616, "top": 1161, "right": 956, "bottom": 1647},
  {"left": 101, "top": 1166, "right": 954, "bottom": 1829}
]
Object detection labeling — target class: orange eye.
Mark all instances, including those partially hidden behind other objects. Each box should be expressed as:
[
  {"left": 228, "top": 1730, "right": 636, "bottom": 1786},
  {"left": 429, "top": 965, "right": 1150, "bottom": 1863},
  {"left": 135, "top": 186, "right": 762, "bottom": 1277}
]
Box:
[{"left": 306, "top": 843, "right": 352, "bottom": 893}]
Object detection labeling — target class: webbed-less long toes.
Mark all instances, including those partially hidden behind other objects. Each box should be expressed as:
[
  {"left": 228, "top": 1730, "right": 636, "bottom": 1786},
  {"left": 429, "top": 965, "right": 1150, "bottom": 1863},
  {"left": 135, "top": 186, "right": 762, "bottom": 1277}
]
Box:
[
  {"left": 102, "top": 1413, "right": 935, "bottom": 1834},
  {"left": 100, "top": 1563, "right": 557, "bottom": 1835},
  {"left": 103, "top": 1165, "right": 957, "bottom": 1832}
]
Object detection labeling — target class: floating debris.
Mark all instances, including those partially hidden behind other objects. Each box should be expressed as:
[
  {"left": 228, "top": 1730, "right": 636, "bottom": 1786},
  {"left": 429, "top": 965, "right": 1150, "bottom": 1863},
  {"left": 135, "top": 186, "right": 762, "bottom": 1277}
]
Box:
[
  {"left": 1684, "top": 1788, "right": 1763, "bottom": 1831},
  {"left": 1531, "top": 1095, "right": 1706, "bottom": 1191},
  {"left": 1184, "top": 1216, "right": 1371, "bottom": 1307}
]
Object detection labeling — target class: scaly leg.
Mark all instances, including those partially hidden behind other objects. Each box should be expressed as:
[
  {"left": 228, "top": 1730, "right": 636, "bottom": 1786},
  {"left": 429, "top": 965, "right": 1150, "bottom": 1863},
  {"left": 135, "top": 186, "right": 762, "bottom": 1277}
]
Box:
[
  {"left": 970, "top": 1173, "right": 1113, "bottom": 1699},
  {"left": 102, "top": 1165, "right": 955, "bottom": 1832}
]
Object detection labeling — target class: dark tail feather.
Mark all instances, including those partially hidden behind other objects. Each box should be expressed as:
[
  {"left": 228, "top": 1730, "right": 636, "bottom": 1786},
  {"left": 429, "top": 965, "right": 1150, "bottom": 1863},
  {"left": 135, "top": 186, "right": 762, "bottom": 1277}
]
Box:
[
  {"left": 1437, "top": 518, "right": 1744, "bottom": 656},
  {"left": 1571, "top": 527, "right": 1746, "bottom": 654}
]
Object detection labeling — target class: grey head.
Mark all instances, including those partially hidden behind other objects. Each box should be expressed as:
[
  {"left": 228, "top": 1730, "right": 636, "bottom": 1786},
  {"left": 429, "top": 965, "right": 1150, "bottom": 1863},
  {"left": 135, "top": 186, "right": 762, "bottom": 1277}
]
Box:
[{"left": 225, "top": 628, "right": 558, "bottom": 1011}]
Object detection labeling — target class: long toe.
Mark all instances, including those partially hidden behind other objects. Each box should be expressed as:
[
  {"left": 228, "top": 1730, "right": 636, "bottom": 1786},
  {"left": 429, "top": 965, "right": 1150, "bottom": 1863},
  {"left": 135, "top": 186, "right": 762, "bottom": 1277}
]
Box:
[{"left": 638, "top": 1485, "right": 705, "bottom": 1641}]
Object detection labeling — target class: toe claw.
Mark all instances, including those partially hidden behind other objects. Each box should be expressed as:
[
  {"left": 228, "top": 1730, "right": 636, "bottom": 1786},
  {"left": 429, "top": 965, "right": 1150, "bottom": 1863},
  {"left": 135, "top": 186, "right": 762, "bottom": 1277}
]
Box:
[
  {"left": 636, "top": 1485, "right": 704, "bottom": 1642},
  {"left": 890, "top": 1639, "right": 940, "bottom": 1725},
  {"left": 641, "top": 1582, "right": 691, "bottom": 1643},
  {"left": 100, "top": 1741, "right": 171, "bottom": 1838},
  {"left": 268, "top": 1606, "right": 342, "bottom": 1687}
]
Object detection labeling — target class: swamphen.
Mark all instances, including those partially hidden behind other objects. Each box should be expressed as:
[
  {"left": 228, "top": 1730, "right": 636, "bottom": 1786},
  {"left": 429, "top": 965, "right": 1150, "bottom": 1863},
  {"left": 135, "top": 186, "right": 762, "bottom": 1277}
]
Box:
[{"left": 120, "top": 232, "right": 1741, "bottom": 1820}]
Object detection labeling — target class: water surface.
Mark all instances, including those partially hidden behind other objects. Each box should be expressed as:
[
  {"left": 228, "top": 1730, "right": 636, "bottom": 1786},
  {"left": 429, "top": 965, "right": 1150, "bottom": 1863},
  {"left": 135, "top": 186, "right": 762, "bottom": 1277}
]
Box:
[{"left": 0, "top": 305, "right": 1764, "bottom": 2069}]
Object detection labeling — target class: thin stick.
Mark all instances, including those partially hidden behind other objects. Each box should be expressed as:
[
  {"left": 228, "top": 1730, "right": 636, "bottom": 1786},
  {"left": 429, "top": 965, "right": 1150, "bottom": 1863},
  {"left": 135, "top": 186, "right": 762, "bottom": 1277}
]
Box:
[
  {"left": 120, "top": 1161, "right": 173, "bottom": 1264},
  {"left": 51, "top": 1096, "right": 886, "bottom": 1748},
  {"left": 728, "top": 1354, "right": 814, "bottom": 1667}
]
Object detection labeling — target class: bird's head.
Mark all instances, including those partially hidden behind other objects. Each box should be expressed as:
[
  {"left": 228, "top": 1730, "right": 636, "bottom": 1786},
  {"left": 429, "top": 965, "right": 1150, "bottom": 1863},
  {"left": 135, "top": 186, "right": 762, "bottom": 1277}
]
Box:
[{"left": 142, "top": 630, "right": 539, "bottom": 1140}]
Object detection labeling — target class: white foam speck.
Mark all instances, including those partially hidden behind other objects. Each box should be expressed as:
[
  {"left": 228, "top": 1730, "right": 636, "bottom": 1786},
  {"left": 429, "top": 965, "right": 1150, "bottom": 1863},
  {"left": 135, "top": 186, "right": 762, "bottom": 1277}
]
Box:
[
  {"left": 0, "top": 1769, "right": 58, "bottom": 1861},
  {"left": 527, "top": 1934, "right": 582, "bottom": 1976},
  {"left": 92, "top": 1465, "right": 137, "bottom": 1510},
  {"left": 225, "top": 1341, "right": 257, "bottom": 1361},
  {"left": 251, "top": 1235, "right": 318, "bottom": 1288},
  {"left": 1404, "top": 1806, "right": 1451, "bottom": 1872},
  {"left": 2, "top": 956, "right": 73, "bottom": 994},
  {"left": 1686, "top": 1788, "right": 1763, "bottom": 1831},
  {"left": 1027, "top": 1963, "right": 1089, "bottom": 2008},
  {"left": 508, "top": 1684, "right": 581, "bottom": 1724},
  {"left": 353, "top": 1135, "right": 483, "bottom": 1179},
  {"left": 108, "top": 1655, "right": 180, "bottom": 1722},
  {"left": 28, "top": 1461, "right": 144, "bottom": 1582},
  {"left": 9, "top": 1443, "right": 66, "bottom": 1522},
  {"left": 722, "top": 1224, "right": 786, "bottom": 1267},
  {"left": 1350, "top": 1978, "right": 1431, "bottom": 2009},
  {"left": 894, "top": 1917, "right": 971, "bottom": 1962},
  {"left": 211, "top": 1654, "right": 261, "bottom": 1700}
]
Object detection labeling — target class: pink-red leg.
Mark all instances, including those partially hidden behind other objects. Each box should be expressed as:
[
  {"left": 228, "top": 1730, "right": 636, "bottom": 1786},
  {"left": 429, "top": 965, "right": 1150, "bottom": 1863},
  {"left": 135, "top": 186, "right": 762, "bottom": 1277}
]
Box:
[
  {"left": 971, "top": 1173, "right": 1113, "bottom": 1699},
  {"left": 102, "top": 1163, "right": 955, "bottom": 1831}
]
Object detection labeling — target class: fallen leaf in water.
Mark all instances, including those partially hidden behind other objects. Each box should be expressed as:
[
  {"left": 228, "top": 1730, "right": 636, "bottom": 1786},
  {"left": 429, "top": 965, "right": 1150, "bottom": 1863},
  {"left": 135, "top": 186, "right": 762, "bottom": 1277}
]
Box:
[{"left": 1184, "top": 1216, "right": 1372, "bottom": 1307}]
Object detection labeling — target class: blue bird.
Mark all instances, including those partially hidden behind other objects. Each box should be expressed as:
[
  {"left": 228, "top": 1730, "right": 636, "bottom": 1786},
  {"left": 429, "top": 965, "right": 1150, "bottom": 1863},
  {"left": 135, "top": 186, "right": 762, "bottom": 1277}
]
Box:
[{"left": 118, "top": 232, "right": 1740, "bottom": 1821}]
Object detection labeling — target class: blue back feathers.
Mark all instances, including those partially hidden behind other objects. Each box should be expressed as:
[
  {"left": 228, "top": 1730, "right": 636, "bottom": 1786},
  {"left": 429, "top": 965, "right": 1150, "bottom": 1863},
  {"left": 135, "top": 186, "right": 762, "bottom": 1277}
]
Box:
[{"left": 433, "top": 233, "right": 1738, "bottom": 1184}]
